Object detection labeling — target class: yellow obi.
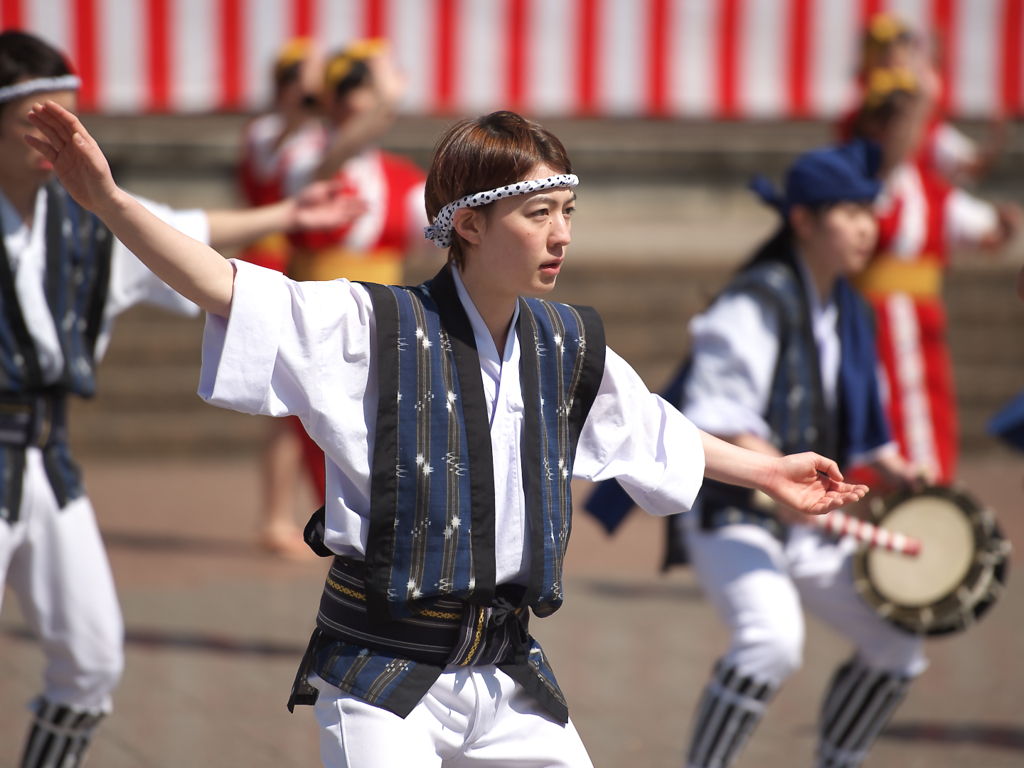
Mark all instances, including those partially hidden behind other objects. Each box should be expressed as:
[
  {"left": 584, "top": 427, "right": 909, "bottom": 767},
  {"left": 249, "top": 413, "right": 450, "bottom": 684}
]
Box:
[
  {"left": 250, "top": 233, "right": 290, "bottom": 252},
  {"left": 852, "top": 254, "right": 944, "bottom": 298},
  {"left": 289, "top": 247, "right": 404, "bottom": 285}
]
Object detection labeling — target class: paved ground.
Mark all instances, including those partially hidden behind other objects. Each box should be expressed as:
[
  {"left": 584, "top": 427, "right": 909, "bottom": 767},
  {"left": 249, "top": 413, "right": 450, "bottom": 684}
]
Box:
[{"left": 1, "top": 452, "right": 1022, "bottom": 768}]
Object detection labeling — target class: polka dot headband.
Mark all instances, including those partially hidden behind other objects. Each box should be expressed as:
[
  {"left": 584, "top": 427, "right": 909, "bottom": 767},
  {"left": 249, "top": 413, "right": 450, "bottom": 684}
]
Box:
[
  {"left": 0, "top": 75, "right": 81, "bottom": 105},
  {"left": 423, "top": 174, "right": 579, "bottom": 248}
]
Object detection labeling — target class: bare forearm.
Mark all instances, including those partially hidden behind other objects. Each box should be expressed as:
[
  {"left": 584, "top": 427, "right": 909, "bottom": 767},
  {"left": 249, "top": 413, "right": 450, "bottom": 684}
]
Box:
[
  {"left": 314, "top": 106, "right": 396, "bottom": 181},
  {"left": 206, "top": 200, "right": 294, "bottom": 251},
  {"left": 99, "top": 189, "right": 234, "bottom": 316},
  {"left": 700, "top": 430, "right": 776, "bottom": 491}
]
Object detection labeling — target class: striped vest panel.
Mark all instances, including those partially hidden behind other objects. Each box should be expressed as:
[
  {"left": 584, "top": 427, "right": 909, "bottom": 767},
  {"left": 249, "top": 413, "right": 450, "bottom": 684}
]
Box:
[
  {"left": 363, "top": 267, "right": 605, "bottom": 623},
  {"left": 735, "top": 258, "right": 837, "bottom": 461}
]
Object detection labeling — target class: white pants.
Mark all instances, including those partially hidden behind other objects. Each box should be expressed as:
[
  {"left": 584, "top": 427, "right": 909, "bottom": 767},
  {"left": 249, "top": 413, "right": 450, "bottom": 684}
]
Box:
[
  {"left": 0, "top": 449, "right": 124, "bottom": 712},
  {"left": 684, "top": 510, "right": 927, "bottom": 685},
  {"left": 310, "top": 666, "right": 594, "bottom": 768}
]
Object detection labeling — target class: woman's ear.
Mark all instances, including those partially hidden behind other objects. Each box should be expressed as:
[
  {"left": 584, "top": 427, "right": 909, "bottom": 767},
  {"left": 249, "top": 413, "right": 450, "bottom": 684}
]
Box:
[
  {"left": 788, "top": 204, "right": 814, "bottom": 242},
  {"left": 453, "top": 208, "right": 485, "bottom": 247}
]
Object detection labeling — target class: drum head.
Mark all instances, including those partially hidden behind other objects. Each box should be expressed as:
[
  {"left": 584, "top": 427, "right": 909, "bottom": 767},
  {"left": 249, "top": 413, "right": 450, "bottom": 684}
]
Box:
[
  {"left": 852, "top": 486, "right": 1011, "bottom": 636},
  {"left": 867, "top": 496, "right": 975, "bottom": 607}
]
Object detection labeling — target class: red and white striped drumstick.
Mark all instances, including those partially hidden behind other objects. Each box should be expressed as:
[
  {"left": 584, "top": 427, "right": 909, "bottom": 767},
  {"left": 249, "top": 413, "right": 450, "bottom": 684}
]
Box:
[{"left": 813, "top": 510, "right": 921, "bottom": 556}]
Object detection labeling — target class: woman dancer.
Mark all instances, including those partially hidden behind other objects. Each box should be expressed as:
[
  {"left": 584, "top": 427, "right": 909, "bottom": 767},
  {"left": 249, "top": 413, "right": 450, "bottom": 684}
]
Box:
[{"left": 27, "top": 102, "right": 866, "bottom": 768}]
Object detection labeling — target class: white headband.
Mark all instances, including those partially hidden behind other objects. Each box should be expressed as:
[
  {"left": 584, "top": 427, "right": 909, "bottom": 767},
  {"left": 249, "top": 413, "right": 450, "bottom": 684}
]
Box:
[
  {"left": 0, "top": 75, "right": 81, "bottom": 105},
  {"left": 424, "top": 173, "right": 579, "bottom": 248}
]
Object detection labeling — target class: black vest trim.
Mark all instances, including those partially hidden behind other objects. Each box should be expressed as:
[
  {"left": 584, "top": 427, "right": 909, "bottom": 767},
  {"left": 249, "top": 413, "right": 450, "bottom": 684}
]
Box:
[
  {"left": 567, "top": 304, "right": 606, "bottom": 438},
  {"left": 426, "top": 267, "right": 497, "bottom": 608},
  {"left": 362, "top": 282, "right": 403, "bottom": 624},
  {"left": 516, "top": 304, "right": 546, "bottom": 607}
]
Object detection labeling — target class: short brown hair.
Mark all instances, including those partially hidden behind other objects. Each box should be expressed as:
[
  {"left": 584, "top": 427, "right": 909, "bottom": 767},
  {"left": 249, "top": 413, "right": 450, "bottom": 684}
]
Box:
[
  {"left": 425, "top": 111, "right": 572, "bottom": 268},
  {"left": 0, "top": 31, "right": 72, "bottom": 119}
]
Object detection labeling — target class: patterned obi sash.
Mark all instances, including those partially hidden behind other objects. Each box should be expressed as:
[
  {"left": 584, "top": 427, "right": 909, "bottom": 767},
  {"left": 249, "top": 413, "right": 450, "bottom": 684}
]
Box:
[
  {"left": 0, "top": 391, "right": 68, "bottom": 450},
  {"left": 288, "top": 519, "right": 569, "bottom": 723},
  {"left": 315, "top": 555, "right": 530, "bottom": 668}
]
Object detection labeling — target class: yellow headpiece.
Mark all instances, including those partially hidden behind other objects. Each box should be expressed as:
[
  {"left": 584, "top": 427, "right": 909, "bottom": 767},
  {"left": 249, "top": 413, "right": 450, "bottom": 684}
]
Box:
[
  {"left": 274, "top": 37, "right": 315, "bottom": 79},
  {"left": 325, "top": 38, "right": 388, "bottom": 93},
  {"left": 865, "top": 13, "right": 911, "bottom": 50},
  {"left": 863, "top": 66, "right": 918, "bottom": 110}
]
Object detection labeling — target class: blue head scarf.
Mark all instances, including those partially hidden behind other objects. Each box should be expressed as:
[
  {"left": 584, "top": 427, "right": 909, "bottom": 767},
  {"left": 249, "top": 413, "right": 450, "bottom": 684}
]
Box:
[{"left": 749, "top": 139, "right": 883, "bottom": 215}]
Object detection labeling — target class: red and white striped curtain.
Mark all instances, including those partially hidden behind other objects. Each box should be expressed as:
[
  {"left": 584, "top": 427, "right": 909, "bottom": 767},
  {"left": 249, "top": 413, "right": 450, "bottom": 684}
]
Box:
[{"left": 1, "top": 0, "right": 1021, "bottom": 118}]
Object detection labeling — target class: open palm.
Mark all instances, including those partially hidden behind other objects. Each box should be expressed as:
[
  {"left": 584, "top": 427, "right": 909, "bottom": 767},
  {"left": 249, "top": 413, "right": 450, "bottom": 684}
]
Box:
[
  {"left": 766, "top": 452, "right": 868, "bottom": 516},
  {"left": 25, "top": 101, "right": 120, "bottom": 215}
]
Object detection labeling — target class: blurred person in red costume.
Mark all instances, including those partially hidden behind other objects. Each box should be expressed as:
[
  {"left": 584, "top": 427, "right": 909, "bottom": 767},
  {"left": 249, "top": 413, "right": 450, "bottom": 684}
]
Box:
[
  {"left": 286, "top": 38, "right": 426, "bottom": 285},
  {"left": 282, "top": 39, "right": 433, "bottom": 501},
  {"left": 237, "top": 38, "right": 368, "bottom": 557},
  {"left": 849, "top": 67, "right": 1021, "bottom": 485},
  {"left": 840, "top": 12, "right": 1006, "bottom": 187},
  {"left": 237, "top": 38, "right": 330, "bottom": 271}
]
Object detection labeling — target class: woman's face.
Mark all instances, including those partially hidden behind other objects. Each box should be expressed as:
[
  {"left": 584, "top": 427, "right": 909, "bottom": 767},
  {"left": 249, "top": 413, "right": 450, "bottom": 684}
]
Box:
[
  {"left": 457, "top": 164, "right": 576, "bottom": 299},
  {"left": 797, "top": 201, "right": 879, "bottom": 278},
  {"left": 0, "top": 88, "right": 77, "bottom": 189}
]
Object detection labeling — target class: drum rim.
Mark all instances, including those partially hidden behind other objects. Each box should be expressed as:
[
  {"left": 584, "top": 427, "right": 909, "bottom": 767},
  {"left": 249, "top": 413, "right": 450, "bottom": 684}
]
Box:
[{"left": 851, "top": 485, "right": 1010, "bottom": 637}]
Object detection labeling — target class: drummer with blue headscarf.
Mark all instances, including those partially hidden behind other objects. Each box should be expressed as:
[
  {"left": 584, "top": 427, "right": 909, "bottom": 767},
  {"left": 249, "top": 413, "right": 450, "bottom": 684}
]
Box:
[{"left": 677, "top": 140, "right": 925, "bottom": 768}]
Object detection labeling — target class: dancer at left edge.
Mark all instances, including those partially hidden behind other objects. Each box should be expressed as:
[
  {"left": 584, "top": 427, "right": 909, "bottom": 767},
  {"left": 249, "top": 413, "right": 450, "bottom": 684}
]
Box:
[{"left": 0, "top": 30, "right": 360, "bottom": 768}]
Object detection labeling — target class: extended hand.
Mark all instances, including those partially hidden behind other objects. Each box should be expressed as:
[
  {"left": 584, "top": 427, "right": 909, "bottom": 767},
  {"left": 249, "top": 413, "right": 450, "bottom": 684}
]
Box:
[
  {"left": 763, "top": 452, "right": 868, "bottom": 516},
  {"left": 25, "top": 101, "right": 120, "bottom": 215},
  {"left": 289, "top": 180, "right": 367, "bottom": 232}
]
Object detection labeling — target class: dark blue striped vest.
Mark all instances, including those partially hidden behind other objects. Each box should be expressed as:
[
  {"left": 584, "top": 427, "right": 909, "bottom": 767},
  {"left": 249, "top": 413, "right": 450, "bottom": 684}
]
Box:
[
  {"left": 362, "top": 266, "right": 606, "bottom": 623},
  {"left": 288, "top": 268, "right": 606, "bottom": 722},
  {"left": 0, "top": 181, "right": 114, "bottom": 521},
  {"left": 696, "top": 247, "right": 840, "bottom": 529}
]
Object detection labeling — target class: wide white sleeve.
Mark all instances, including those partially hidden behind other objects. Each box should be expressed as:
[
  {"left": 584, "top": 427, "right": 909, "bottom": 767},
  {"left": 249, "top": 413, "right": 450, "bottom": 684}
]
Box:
[
  {"left": 929, "top": 122, "right": 979, "bottom": 181},
  {"left": 681, "top": 292, "right": 779, "bottom": 440},
  {"left": 573, "top": 348, "right": 705, "bottom": 517},
  {"left": 945, "top": 188, "right": 1000, "bottom": 247},
  {"left": 199, "top": 260, "right": 375, "bottom": 424}
]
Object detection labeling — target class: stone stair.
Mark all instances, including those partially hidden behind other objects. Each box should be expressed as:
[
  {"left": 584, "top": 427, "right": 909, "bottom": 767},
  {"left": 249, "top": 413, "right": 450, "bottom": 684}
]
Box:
[{"left": 68, "top": 260, "right": 1024, "bottom": 459}]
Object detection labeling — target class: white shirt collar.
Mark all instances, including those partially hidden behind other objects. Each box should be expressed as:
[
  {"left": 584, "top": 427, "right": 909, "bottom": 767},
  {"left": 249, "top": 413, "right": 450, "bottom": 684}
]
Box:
[
  {"left": 451, "top": 265, "right": 520, "bottom": 368},
  {"left": 0, "top": 186, "right": 44, "bottom": 269},
  {"left": 794, "top": 249, "right": 836, "bottom": 320}
]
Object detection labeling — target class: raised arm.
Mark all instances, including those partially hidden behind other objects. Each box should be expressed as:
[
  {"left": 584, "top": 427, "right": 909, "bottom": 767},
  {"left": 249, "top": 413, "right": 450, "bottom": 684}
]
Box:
[
  {"left": 206, "top": 181, "right": 366, "bottom": 251},
  {"left": 314, "top": 53, "right": 406, "bottom": 181},
  {"left": 27, "top": 101, "right": 234, "bottom": 316}
]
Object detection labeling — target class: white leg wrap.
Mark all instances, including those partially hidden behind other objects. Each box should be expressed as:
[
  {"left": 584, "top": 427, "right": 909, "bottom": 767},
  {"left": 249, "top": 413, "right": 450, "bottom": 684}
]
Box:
[
  {"left": 686, "top": 661, "right": 778, "bottom": 768},
  {"left": 20, "top": 697, "right": 105, "bottom": 768},
  {"left": 816, "top": 658, "right": 911, "bottom": 768}
]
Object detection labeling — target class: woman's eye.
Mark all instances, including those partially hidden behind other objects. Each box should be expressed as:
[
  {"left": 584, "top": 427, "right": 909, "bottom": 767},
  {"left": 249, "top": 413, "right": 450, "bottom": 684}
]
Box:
[
  {"left": 564, "top": 207, "right": 575, "bottom": 217},
  {"left": 531, "top": 208, "right": 549, "bottom": 217}
]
